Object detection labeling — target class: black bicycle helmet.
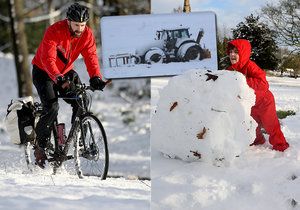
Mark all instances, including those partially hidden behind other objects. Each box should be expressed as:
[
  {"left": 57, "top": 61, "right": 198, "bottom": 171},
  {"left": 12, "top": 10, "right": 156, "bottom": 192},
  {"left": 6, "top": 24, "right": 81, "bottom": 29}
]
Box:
[{"left": 66, "top": 3, "right": 89, "bottom": 22}]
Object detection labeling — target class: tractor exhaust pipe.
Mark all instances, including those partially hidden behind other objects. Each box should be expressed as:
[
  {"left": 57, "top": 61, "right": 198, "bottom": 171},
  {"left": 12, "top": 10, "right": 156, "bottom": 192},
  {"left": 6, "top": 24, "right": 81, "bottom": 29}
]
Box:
[{"left": 196, "top": 29, "right": 204, "bottom": 44}]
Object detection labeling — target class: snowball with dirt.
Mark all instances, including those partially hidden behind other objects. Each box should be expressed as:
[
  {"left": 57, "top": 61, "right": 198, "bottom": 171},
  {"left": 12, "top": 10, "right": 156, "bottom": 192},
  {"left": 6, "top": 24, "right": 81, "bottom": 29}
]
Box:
[{"left": 151, "top": 70, "right": 256, "bottom": 164}]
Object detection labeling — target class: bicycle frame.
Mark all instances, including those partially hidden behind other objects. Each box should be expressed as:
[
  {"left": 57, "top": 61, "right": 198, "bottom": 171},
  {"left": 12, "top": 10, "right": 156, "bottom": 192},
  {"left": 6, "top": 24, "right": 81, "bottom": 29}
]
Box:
[{"left": 50, "top": 84, "right": 92, "bottom": 171}]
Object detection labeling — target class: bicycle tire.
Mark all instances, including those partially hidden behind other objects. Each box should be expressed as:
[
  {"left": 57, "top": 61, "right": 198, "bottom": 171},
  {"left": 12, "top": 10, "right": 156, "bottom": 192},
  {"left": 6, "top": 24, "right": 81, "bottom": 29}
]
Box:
[{"left": 74, "top": 114, "right": 109, "bottom": 179}]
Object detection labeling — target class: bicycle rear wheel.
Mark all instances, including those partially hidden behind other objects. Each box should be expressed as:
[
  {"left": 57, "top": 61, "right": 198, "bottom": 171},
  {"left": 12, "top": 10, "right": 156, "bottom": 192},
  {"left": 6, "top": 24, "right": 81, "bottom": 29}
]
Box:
[{"left": 74, "top": 114, "right": 109, "bottom": 179}]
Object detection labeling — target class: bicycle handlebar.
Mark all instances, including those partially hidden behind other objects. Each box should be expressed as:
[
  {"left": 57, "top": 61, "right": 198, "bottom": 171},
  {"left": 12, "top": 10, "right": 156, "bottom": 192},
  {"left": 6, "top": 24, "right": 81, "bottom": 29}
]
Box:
[
  {"left": 77, "top": 79, "right": 112, "bottom": 92},
  {"left": 57, "top": 79, "right": 111, "bottom": 99}
]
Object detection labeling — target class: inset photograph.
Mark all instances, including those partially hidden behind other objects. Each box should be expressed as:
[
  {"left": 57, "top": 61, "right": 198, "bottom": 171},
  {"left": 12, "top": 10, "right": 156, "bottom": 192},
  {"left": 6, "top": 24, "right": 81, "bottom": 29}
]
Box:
[{"left": 101, "top": 12, "right": 217, "bottom": 78}]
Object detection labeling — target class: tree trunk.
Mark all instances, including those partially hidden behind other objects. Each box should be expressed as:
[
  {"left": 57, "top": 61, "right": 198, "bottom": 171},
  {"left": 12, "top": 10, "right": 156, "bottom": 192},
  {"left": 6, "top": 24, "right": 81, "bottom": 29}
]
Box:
[
  {"left": 183, "top": 0, "right": 191, "bottom": 13},
  {"left": 47, "top": 0, "right": 55, "bottom": 26},
  {"left": 7, "top": 0, "right": 32, "bottom": 97},
  {"left": 84, "top": 0, "right": 101, "bottom": 44},
  {"left": 86, "top": 0, "right": 95, "bottom": 32}
]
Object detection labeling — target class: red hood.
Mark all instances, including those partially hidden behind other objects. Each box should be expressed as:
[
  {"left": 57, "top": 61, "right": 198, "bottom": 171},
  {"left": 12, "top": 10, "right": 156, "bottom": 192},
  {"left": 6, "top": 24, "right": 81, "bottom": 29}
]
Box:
[{"left": 227, "top": 39, "right": 251, "bottom": 73}]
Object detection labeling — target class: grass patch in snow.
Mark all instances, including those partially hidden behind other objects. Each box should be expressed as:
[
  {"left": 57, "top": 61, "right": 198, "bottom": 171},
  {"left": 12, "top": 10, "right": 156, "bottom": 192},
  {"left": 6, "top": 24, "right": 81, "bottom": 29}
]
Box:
[{"left": 276, "top": 110, "right": 296, "bottom": 119}]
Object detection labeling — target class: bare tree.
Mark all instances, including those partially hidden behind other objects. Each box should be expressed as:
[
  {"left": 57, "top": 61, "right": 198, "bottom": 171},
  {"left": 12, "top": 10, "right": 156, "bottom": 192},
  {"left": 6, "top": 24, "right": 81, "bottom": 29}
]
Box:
[
  {"left": 47, "top": 0, "right": 55, "bottom": 26},
  {"left": 102, "top": 0, "right": 150, "bottom": 15},
  {"left": 89, "top": 0, "right": 96, "bottom": 25},
  {"left": 261, "top": 0, "right": 300, "bottom": 52},
  {"left": 173, "top": 6, "right": 183, "bottom": 13},
  {"left": 7, "top": 0, "right": 32, "bottom": 97}
]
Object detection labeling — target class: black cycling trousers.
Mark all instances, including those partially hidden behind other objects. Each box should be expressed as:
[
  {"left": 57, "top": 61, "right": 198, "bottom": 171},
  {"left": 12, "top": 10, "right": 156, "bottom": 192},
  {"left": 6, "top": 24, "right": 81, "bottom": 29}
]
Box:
[{"left": 32, "top": 65, "right": 81, "bottom": 148}]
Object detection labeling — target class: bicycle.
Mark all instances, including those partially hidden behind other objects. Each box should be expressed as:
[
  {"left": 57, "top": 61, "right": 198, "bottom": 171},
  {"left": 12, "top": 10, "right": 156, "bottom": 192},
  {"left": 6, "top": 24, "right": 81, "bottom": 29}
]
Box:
[{"left": 24, "top": 82, "right": 109, "bottom": 179}]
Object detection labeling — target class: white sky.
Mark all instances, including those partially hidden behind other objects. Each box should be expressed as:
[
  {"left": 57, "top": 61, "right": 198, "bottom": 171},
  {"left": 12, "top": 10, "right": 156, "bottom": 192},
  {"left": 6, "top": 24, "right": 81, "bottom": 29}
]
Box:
[{"left": 151, "top": 0, "right": 279, "bottom": 36}]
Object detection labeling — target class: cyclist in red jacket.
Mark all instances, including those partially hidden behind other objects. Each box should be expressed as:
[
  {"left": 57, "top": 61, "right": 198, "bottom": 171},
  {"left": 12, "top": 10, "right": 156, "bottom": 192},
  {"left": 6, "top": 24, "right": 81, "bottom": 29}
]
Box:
[
  {"left": 227, "top": 39, "right": 289, "bottom": 152},
  {"left": 32, "top": 3, "right": 106, "bottom": 168}
]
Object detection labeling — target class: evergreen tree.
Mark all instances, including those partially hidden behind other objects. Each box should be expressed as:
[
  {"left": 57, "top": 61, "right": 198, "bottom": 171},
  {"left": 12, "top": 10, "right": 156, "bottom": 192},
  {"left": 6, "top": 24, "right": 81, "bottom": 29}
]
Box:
[
  {"left": 217, "top": 36, "right": 230, "bottom": 69},
  {"left": 280, "top": 52, "right": 300, "bottom": 78},
  {"left": 232, "top": 14, "right": 279, "bottom": 70}
]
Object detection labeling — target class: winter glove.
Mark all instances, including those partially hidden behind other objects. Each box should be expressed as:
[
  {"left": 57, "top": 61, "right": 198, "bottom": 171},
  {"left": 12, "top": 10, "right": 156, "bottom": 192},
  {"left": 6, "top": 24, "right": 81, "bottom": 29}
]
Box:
[
  {"left": 56, "top": 76, "right": 70, "bottom": 90},
  {"left": 56, "top": 76, "right": 75, "bottom": 94},
  {"left": 89, "top": 76, "right": 106, "bottom": 90}
]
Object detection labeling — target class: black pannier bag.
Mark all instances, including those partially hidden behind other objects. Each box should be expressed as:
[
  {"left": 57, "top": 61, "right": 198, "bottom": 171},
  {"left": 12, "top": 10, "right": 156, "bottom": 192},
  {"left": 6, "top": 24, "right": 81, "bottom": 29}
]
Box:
[{"left": 5, "top": 96, "right": 35, "bottom": 145}]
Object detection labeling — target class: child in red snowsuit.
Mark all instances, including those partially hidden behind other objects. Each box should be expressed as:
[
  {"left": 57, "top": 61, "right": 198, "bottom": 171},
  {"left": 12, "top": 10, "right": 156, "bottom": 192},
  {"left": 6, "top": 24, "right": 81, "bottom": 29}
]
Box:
[{"left": 227, "top": 39, "right": 289, "bottom": 152}]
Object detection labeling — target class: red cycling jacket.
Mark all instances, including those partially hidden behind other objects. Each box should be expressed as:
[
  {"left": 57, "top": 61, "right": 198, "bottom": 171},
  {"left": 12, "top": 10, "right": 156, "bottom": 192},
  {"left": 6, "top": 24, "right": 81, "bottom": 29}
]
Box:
[
  {"left": 32, "top": 19, "right": 101, "bottom": 82},
  {"left": 227, "top": 39, "right": 269, "bottom": 102}
]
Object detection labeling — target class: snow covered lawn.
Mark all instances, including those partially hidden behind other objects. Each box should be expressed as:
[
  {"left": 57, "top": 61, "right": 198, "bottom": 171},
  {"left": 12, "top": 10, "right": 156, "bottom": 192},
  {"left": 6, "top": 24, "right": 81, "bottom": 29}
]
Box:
[
  {"left": 0, "top": 54, "right": 150, "bottom": 209},
  {"left": 0, "top": 170, "right": 150, "bottom": 210},
  {"left": 151, "top": 72, "right": 300, "bottom": 210}
]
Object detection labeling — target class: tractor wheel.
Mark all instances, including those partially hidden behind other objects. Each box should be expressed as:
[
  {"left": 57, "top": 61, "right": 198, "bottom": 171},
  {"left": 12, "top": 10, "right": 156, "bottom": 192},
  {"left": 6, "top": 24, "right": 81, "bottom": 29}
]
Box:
[
  {"left": 144, "top": 48, "right": 165, "bottom": 64},
  {"left": 184, "top": 46, "right": 200, "bottom": 61},
  {"left": 132, "top": 55, "right": 141, "bottom": 64}
]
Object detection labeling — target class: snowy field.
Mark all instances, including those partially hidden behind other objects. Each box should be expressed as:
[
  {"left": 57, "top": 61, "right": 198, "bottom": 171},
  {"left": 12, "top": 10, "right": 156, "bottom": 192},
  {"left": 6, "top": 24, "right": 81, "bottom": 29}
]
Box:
[
  {"left": 0, "top": 53, "right": 150, "bottom": 209},
  {"left": 151, "top": 72, "right": 300, "bottom": 210}
]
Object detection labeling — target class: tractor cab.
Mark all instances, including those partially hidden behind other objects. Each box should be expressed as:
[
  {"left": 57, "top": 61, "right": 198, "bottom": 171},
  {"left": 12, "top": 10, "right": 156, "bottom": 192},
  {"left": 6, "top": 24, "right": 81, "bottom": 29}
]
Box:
[
  {"left": 156, "top": 28, "right": 191, "bottom": 52},
  {"left": 156, "top": 28, "right": 190, "bottom": 41}
]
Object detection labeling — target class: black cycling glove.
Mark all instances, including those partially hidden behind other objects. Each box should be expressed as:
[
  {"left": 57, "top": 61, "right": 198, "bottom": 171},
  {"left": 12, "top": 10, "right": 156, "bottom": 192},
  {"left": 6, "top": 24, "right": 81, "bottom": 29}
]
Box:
[{"left": 89, "top": 76, "right": 106, "bottom": 90}]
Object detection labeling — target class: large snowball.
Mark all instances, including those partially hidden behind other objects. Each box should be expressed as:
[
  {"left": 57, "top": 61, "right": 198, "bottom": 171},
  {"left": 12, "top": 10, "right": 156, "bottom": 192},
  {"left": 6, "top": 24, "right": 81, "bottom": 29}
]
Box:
[{"left": 151, "top": 70, "right": 257, "bottom": 164}]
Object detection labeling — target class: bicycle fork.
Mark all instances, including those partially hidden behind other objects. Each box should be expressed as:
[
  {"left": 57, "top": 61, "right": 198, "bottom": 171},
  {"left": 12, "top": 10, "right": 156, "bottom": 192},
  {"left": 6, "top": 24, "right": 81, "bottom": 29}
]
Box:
[{"left": 52, "top": 115, "right": 84, "bottom": 178}]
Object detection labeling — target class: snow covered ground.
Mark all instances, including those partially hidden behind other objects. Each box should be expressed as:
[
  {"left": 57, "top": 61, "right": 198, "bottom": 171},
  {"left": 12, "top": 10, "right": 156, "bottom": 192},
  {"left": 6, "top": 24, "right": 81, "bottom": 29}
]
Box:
[
  {"left": 0, "top": 53, "right": 150, "bottom": 209},
  {"left": 151, "top": 72, "right": 300, "bottom": 210}
]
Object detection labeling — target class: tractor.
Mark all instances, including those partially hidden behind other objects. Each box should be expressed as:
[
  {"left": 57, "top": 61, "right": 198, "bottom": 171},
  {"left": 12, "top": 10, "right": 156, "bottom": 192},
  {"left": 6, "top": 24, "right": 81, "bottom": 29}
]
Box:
[{"left": 138, "top": 27, "right": 211, "bottom": 64}]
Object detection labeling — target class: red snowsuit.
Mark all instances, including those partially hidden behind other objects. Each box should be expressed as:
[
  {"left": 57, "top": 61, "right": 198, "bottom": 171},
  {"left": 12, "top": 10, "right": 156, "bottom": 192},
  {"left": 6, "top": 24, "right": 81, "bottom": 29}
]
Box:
[
  {"left": 32, "top": 19, "right": 102, "bottom": 82},
  {"left": 227, "top": 39, "right": 289, "bottom": 152}
]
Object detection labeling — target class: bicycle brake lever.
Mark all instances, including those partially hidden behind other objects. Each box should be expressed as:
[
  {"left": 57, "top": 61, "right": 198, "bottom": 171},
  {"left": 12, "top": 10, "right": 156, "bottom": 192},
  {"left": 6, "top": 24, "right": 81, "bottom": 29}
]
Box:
[{"left": 105, "top": 79, "right": 112, "bottom": 85}]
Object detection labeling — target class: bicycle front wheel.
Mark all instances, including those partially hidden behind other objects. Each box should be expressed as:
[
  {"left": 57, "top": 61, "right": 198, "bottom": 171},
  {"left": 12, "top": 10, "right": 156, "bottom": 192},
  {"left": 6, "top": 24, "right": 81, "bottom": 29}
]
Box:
[{"left": 74, "top": 114, "right": 109, "bottom": 179}]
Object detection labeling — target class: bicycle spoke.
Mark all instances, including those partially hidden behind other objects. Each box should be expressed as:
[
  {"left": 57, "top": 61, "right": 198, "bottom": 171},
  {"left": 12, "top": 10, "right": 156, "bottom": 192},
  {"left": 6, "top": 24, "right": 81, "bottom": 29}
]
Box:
[{"left": 74, "top": 114, "right": 108, "bottom": 179}]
